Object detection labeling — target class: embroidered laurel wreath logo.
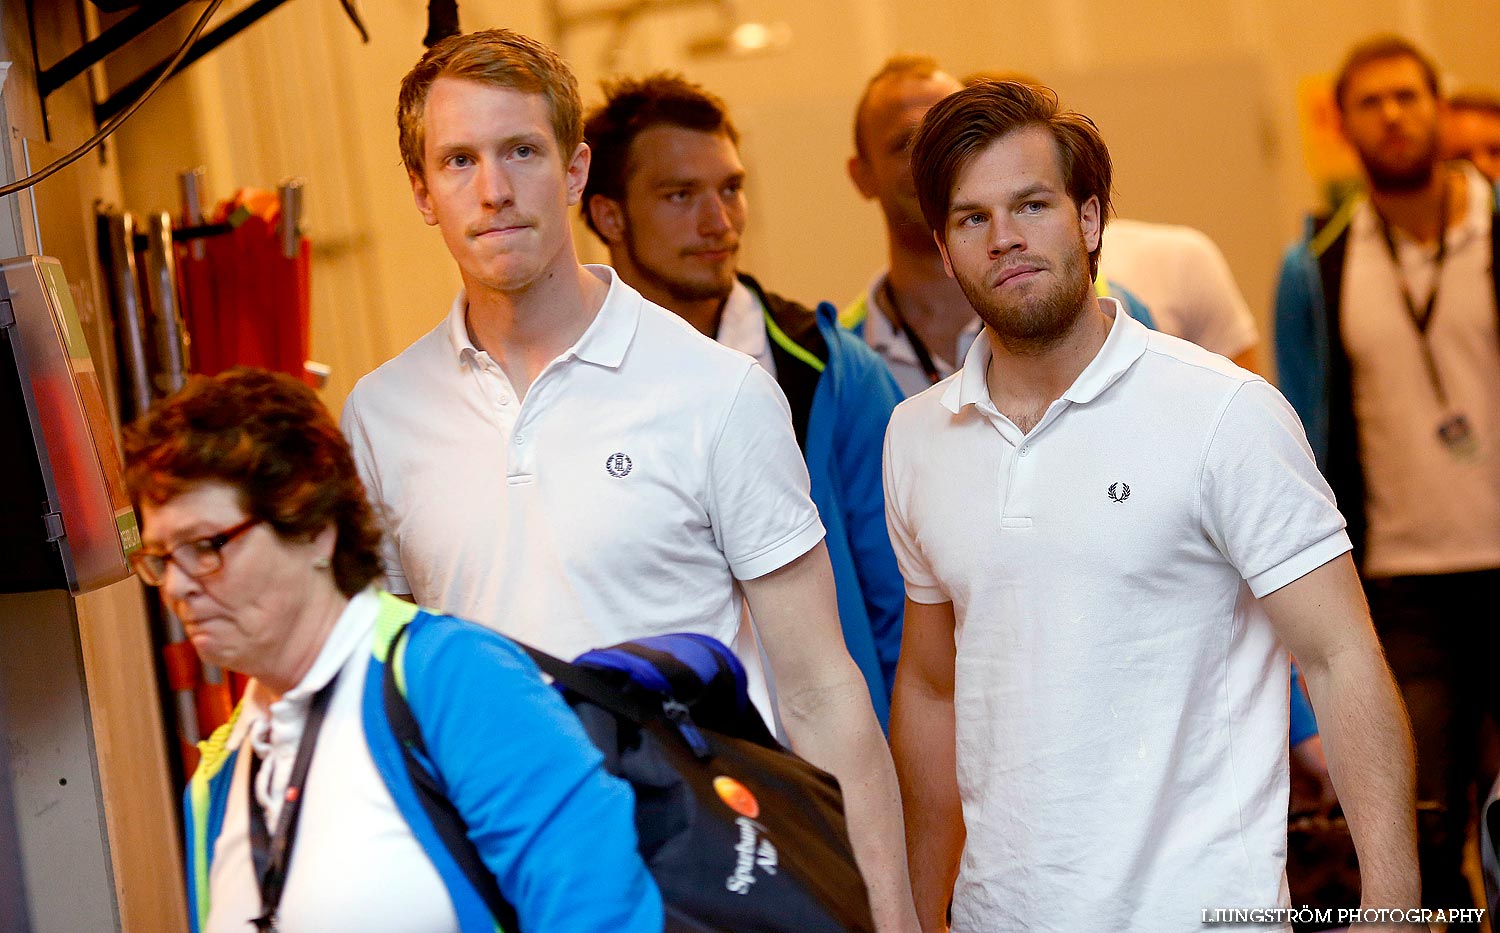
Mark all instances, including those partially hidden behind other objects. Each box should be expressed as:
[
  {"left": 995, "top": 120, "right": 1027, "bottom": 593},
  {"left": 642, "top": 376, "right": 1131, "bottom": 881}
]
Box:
[
  {"left": 1108, "top": 482, "right": 1131, "bottom": 503},
  {"left": 605, "top": 453, "right": 633, "bottom": 478}
]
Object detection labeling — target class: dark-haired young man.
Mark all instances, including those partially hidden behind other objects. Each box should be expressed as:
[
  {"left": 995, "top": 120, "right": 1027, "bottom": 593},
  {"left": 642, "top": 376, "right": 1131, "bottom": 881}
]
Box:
[
  {"left": 342, "top": 30, "right": 916, "bottom": 929},
  {"left": 888, "top": 81, "right": 1417, "bottom": 931},
  {"left": 582, "top": 73, "right": 907, "bottom": 728},
  {"left": 1276, "top": 35, "right": 1500, "bottom": 929}
]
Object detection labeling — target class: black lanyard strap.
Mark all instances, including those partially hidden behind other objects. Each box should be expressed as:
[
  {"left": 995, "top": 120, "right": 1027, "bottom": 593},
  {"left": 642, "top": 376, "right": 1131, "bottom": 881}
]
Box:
[
  {"left": 1374, "top": 176, "right": 1451, "bottom": 404},
  {"left": 247, "top": 673, "right": 340, "bottom": 933},
  {"left": 880, "top": 279, "right": 943, "bottom": 386}
]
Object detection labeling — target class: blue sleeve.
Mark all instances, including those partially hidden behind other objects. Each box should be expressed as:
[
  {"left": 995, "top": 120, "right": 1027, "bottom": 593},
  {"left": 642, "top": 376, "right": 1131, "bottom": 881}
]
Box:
[
  {"left": 828, "top": 324, "right": 908, "bottom": 691},
  {"left": 1272, "top": 243, "right": 1326, "bottom": 460},
  {"left": 182, "top": 786, "right": 201, "bottom": 933},
  {"left": 407, "top": 622, "right": 663, "bottom": 932},
  {"left": 1289, "top": 661, "right": 1318, "bottom": 747},
  {"left": 1106, "top": 279, "right": 1156, "bottom": 332}
]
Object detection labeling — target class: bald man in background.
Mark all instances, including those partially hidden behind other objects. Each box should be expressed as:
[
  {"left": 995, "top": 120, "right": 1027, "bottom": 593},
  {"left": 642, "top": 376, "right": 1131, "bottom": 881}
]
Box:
[{"left": 841, "top": 56, "right": 975, "bottom": 396}]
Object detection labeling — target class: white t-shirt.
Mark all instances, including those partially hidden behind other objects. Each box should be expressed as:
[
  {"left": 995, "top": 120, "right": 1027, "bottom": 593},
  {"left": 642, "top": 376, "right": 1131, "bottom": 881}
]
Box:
[
  {"left": 342, "top": 266, "right": 824, "bottom": 712},
  {"left": 883, "top": 302, "right": 1350, "bottom": 933},
  {"left": 1339, "top": 162, "right": 1500, "bottom": 577},
  {"left": 1098, "top": 218, "right": 1259, "bottom": 360},
  {"left": 207, "top": 589, "right": 459, "bottom": 933}
]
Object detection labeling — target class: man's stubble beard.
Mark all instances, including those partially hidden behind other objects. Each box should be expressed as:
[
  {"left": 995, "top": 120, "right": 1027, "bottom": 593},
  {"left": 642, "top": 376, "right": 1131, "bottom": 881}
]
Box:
[
  {"left": 1359, "top": 128, "right": 1441, "bottom": 194},
  {"left": 956, "top": 233, "right": 1095, "bottom": 353},
  {"left": 623, "top": 224, "right": 735, "bottom": 305}
]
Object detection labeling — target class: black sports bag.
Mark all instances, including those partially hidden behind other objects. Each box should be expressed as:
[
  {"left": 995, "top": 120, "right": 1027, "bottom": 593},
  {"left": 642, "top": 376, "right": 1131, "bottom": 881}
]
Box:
[{"left": 384, "top": 626, "right": 876, "bottom": 932}]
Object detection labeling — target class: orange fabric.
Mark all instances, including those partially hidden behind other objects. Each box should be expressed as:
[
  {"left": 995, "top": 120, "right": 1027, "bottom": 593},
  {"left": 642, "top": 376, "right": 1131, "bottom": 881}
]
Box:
[
  {"left": 162, "top": 640, "right": 200, "bottom": 690},
  {"left": 195, "top": 681, "right": 235, "bottom": 735}
]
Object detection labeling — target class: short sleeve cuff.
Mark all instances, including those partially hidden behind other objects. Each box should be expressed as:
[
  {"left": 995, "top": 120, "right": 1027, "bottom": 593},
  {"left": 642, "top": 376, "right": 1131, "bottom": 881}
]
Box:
[
  {"left": 729, "top": 514, "right": 826, "bottom": 580},
  {"left": 1244, "top": 529, "right": 1352, "bottom": 598},
  {"left": 904, "top": 581, "right": 949, "bottom": 604}
]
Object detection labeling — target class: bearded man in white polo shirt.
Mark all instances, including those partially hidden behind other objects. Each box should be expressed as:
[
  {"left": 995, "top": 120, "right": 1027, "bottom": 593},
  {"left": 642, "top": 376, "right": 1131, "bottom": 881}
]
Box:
[
  {"left": 340, "top": 29, "right": 917, "bottom": 930},
  {"left": 885, "top": 80, "right": 1418, "bottom": 932}
]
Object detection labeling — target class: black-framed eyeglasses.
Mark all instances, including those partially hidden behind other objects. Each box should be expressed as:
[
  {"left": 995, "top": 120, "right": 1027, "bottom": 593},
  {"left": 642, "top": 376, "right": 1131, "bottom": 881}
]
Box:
[{"left": 129, "top": 517, "right": 261, "bottom": 587}]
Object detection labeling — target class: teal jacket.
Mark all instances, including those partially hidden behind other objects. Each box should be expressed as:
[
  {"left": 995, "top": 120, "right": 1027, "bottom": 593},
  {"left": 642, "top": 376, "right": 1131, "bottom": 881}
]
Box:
[{"left": 181, "top": 592, "right": 662, "bottom": 933}]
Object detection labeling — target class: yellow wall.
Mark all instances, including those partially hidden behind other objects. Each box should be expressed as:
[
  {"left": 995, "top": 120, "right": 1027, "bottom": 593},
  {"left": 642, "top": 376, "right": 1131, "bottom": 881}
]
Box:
[{"left": 108, "top": 0, "right": 1500, "bottom": 410}]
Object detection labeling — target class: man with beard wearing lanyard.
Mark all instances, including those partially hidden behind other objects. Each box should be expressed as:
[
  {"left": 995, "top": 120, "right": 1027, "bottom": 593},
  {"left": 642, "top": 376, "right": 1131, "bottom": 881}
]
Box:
[{"left": 1276, "top": 34, "right": 1500, "bottom": 931}]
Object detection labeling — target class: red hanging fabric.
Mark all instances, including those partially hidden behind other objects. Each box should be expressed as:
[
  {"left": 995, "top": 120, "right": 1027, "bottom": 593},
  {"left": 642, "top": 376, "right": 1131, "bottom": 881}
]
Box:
[{"left": 176, "top": 189, "right": 313, "bottom": 384}]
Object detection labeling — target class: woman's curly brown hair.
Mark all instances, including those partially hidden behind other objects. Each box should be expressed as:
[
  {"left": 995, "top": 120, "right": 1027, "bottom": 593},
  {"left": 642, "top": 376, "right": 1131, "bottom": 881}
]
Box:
[{"left": 123, "top": 367, "right": 383, "bottom": 597}]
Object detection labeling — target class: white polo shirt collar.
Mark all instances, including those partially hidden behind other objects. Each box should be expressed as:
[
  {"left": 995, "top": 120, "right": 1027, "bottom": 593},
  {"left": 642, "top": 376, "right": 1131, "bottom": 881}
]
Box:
[
  {"left": 941, "top": 297, "right": 1146, "bottom": 416},
  {"left": 716, "top": 278, "right": 775, "bottom": 375},
  {"left": 444, "top": 265, "right": 642, "bottom": 371}
]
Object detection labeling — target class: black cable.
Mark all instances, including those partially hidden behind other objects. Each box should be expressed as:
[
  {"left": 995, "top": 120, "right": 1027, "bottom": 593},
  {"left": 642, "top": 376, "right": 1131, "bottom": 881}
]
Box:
[
  {"left": 0, "top": 0, "right": 225, "bottom": 200},
  {"left": 423, "top": 0, "right": 459, "bottom": 47}
]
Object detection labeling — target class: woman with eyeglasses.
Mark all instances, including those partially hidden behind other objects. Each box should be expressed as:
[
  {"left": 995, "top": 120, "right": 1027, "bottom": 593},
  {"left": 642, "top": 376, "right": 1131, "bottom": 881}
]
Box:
[{"left": 123, "top": 367, "right": 661, "bottom": 933}]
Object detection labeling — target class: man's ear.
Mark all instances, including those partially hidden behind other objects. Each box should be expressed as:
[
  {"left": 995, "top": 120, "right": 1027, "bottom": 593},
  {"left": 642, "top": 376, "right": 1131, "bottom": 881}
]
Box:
[
  {"left": 1079, "top": 195, "right": 1102, "bottom": 254},
  {"left": 410, "top": 171, "right": 439, "bottom": 227},
  {"left": 565, "top": 142, "right": 591, "bottom": 206},
  {"left": 848, "top": 153, "right": 877, "bottom": 200},
  {"left": 935, "top": 230, "right": 956, "bottom": 279},
  {"left": 588, "top": 194, "right": 627, "bottom": 246}
]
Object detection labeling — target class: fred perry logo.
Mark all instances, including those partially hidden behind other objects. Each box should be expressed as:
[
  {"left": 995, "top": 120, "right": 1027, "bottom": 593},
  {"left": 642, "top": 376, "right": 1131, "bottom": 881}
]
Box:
[
  {"left": 605, "top": 452, "right": 633, "bottom": 478},
  {"left": 1107, "top": 482, "right": 1131, "bottom": 503}
]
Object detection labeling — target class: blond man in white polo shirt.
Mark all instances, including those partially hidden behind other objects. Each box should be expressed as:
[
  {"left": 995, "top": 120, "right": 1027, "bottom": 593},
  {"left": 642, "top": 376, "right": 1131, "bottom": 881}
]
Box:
[
  {"left": 887, "top": 81, "right": 1418, "bottom": 932},
  {"left": 340, "top": 28, "right": 917, "bottom": 931}
]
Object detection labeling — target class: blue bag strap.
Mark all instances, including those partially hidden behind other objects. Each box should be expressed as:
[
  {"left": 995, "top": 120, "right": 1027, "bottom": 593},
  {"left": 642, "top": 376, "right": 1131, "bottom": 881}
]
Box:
[
  {"left": 383, "top": 622, "right": 519, "bottom": 933},
  {"left": 518, "top": 642, "right": 716, "bottom": 759}
]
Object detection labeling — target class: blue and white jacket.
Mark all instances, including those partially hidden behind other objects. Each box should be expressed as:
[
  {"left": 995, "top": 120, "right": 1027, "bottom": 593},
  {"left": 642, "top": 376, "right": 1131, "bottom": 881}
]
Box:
[{"left": 181, "top": 592, "right": 662, "bottom": 933}]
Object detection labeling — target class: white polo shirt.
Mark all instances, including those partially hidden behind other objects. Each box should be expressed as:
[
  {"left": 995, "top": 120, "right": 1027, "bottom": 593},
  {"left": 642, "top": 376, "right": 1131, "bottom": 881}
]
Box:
[
  {"left": 883, "top": 301, "right": 1350, "bottom": 933},
  {"left": 342, "top": 266, "right": 824, "bottom": 708}
]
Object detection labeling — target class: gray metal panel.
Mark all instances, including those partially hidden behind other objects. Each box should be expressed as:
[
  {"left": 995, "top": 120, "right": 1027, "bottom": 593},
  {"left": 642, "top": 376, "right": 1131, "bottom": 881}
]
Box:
[
  {"left": 0, "top": 654, "right": 34, "bottom": 933},
  {"left": 0, "top": 590, "right": 118, "bottom": 933}
]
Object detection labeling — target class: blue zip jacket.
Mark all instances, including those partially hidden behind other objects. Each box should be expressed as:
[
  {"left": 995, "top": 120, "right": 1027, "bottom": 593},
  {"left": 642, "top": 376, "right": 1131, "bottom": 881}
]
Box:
[
  {"left": 182, "top": 592, "right": 662, "bottom": 933},
  {"left": 741, "top": 274, "right": 905, "bottom": 728}
]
